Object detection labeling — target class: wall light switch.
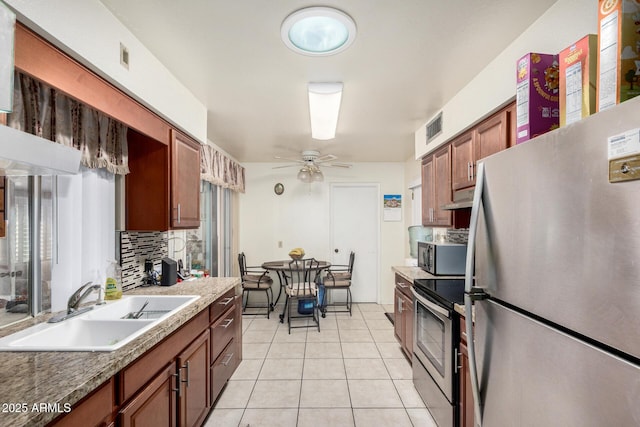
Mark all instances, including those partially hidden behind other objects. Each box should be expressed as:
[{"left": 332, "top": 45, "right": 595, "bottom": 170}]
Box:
[{"left": 278, "top": 241, "right": 283, "bottom": 248}]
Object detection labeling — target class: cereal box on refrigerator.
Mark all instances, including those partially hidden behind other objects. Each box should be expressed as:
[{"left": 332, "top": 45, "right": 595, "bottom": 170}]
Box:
[
  {"left": 597, "top": 0, "right": 640, "bottom": 111},
  {"left": 559, "top": 34, "right": 598, "bottom": 126},
  {"left": 516, "top": 53, "right": 559, "bottom": 144}
]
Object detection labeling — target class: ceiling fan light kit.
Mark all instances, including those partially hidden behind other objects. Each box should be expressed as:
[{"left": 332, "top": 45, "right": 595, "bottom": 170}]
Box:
[{"left": 275, "top": 150, "right": 350, "bottom": 184}]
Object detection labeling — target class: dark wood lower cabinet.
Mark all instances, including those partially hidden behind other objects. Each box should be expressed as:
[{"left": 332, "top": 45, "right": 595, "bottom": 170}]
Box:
[
  {"left": 49, "top": 378, "right": 115, "bottom": 427},
  {"left": 178, "top": 331, "right": 210, "bottom": 427},
  {"left": 393, "top": 274, "right": 414, "bottom": 361},
  {"left": 119, "top": 364, "right": 177, "bottom": 427},
  {"left": 211, "top": 339, "right": 238, "bottom": 402}
]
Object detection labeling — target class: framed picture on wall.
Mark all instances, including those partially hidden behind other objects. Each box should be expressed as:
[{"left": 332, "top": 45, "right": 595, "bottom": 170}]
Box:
[{"left": 383, "top": 194, "right": 401, "bottom": 221}]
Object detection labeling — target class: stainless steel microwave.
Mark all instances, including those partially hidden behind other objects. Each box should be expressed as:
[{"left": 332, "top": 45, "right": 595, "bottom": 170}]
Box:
[{"left": 417, "top": 241, "right": 467, "bottom": 276}]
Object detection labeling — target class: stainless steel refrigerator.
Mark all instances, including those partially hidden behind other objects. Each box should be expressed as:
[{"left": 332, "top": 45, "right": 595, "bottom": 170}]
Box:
[{"left": 464, "top": 96, "right": 640, "bottom": 426}]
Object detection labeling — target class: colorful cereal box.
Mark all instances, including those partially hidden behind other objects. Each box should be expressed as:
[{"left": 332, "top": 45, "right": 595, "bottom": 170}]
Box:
[
  {"left": 516, "top": 53, "right": 560, "bottom": 144},
  {"left": 597, "top": 0, "right": 640, "bottom": 111},
  {"left": 559, "top": 34, "right": 598, "bottom": 126}
]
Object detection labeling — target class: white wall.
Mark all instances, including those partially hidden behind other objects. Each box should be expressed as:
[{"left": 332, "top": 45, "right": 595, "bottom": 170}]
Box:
[
  {"left": 4, "top": 0, "right": 207, "bottom": 143},
  {"left": 239, "top": 163, "right": 406, "bottom": 305},
  {"left": 51, "top": 168, "right": 115, "bottom": 312},
  {"left": 415, "top": 0, "right": 598, "bottom": 158}
]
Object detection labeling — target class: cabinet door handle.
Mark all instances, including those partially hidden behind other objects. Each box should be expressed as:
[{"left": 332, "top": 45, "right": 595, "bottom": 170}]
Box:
[
  {"left": 173, "top": 204, "right": 182, "bottom": 224},
  {"left": 219, "top": 297, "right": 234, "bottom": 306},
  {"left": 467, "top": 162, "right": 471, "bottom": 181},
  {"left": 172, "top": 371, "right": 181, "bottom": 397},
  {"left": 397, "top": 297, "right": 403, "bottom": 313},
  {"left": 181, "top": 361, "right": 190, "bottom": 388},
  {"left": 222, "top": 352, "right": 234, "bottom": 366},
  {"left": 221, "top": 318, "right": 234, "bottom": 328}
]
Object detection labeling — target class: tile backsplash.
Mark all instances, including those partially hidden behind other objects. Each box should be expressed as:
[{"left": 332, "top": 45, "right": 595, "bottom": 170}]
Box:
[{"left": 119, "top": 231, "right": 168, "bottom": 291}]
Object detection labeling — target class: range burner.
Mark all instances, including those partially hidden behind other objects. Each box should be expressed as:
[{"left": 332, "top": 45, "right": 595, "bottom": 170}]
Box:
[{"left": 413, "top": 278, "right": 465, "bottom": 309}]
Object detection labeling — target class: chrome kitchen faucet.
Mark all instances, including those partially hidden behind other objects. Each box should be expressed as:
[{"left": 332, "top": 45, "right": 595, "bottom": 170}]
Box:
[{"left": 48, "top": 281, "right": 104, "bottom": 323}]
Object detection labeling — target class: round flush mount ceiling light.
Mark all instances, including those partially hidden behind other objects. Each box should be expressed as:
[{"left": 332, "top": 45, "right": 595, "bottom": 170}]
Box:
[{"left": 281, "top": 7, "right": 357, "bottom": 56}]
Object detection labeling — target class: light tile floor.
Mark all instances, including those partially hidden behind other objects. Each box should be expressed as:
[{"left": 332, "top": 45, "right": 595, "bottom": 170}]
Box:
[{"left": 204, "top": 303, "right": 437, "bottom": 427}]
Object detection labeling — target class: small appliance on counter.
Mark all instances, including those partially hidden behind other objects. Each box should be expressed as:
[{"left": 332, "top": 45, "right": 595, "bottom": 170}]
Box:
[
  {"left": 417, "top": 241, "right": 467, "bottom": 276},
  {"left": 144, "top": 259, "right": 159, "bottom": 286},
  {"left": 161, "top": 258, "right": 177, "bottom": 286}
]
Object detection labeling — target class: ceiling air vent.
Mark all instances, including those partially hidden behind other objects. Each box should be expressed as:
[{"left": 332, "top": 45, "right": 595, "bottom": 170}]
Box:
[{"left": 426, "top": 112, "right": 443, "bottom": 143}]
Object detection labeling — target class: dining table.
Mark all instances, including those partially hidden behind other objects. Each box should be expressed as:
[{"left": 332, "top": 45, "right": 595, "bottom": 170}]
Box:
[{"left": 261, "top": 259, "right": 331, "bottom": 322}]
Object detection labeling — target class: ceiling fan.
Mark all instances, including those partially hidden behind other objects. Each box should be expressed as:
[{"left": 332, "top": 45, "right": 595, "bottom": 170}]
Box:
[{"left": 273, "top": 150, "right": 351, "bottom": 182}]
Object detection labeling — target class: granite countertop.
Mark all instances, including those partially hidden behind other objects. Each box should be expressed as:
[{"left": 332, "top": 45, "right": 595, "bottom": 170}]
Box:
[
  {"left": 0, "top": 276, "right": 240, "bottom": 427},
  {"left": 391, "top": 266, "right": 468, "bottom": 317}
]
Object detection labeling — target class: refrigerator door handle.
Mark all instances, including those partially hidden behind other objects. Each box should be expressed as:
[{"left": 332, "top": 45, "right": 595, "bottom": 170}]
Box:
[{"left": 465, "top": 161, "right": 485, "bottom": 427}]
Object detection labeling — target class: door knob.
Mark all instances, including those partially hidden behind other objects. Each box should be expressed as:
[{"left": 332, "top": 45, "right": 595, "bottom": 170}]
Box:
[{"left": 334, "top": 249, "right": 339, "bottom": 253}]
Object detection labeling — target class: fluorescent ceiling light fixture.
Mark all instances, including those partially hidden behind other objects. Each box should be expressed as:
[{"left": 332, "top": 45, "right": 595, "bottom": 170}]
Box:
[
  {"left": 308, "top": 82, "right": 343, "bottom": 140},
  {"left": 281, "top": 7, "right": 356, "bottom": 56}
]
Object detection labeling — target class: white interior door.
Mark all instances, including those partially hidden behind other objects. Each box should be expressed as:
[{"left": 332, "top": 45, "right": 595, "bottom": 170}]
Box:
[{"left": 329, "top": 183, "right": 379, "bottom": 303}]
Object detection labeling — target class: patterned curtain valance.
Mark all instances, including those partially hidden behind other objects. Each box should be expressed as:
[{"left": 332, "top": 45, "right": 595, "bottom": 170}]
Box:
[
  {"left": 7, "top": 71, "right": 129, "bottom": 175},
  {"left": 200, "top": 144, "right": 245, "bottom": 193}
]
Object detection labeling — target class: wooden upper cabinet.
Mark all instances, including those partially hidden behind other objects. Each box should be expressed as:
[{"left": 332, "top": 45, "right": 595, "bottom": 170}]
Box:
[
  {"left": 422, "top": 145, "right": 452, "bottom": 227},
  {"left": 450, "top": 103, "right": 513, "bottom": 190},
  {"left": 421, "top": 156, "right": 434, "bottom": 226},
  {"left": 451, "top": 131, "right": 475, "bottom": 191},
  {"left": 475, "top": 110, "right": 508, "bottom": 162},
  {"left": 126, "top": 129, "right": 201, "bottom": 231},
  {"left": 432, "top": 145, "right": 452, "bottom": 226},
  {"left": 171, "top": 130, "right": 201, "bottom": 229}
]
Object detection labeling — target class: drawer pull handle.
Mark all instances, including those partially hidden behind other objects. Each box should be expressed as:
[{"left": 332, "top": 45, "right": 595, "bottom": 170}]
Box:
[
  {"left": 396, "top": 282, "right": 408, "bottom": 288},
  {"left": 222, "top": 352, "right": 234, "bottom": 366},
  {"left": 221, "top": 318, "right": 234, "bottom": 328},
  {"left": 219, "top": 297, "right": 234, "bottom": 306}
]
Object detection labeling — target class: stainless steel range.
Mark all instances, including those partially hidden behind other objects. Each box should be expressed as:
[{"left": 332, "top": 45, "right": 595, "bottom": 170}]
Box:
[{"left": 412, "top": 277, "right": 465, "bottom": 427}]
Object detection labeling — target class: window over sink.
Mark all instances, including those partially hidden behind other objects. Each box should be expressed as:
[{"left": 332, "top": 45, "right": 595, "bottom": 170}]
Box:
[{"left": 0, "top": 176, "right": 52, "bottom": 328}]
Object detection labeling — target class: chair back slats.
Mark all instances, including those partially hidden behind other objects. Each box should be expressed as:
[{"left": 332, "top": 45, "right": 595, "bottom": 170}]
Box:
[
  {"left": 287, "top": 258, "right": 319, "bottom": 297},
  {"left": 238, "top": 252, "right": 248, "bottom": 276},
  {"left": 347, "top": 251, "right": 355, "bottom": 274}
]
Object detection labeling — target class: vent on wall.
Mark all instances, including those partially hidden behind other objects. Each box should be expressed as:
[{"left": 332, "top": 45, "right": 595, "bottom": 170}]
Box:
[{"left": 426, "top": 112, "right": 443, "bottom": 143}]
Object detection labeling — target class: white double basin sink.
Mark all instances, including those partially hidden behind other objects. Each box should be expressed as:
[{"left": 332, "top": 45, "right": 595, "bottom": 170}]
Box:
[{"left": 0, "top": 295, "right": 200, "bottom": 352}]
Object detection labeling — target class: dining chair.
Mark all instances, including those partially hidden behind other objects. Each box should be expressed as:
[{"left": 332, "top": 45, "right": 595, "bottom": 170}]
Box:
[
  {"left": 283, "top": 258, "right": 321, "bottom": 334},
  {"left": 321, "top": 251, "right": 355, "bottom": 316},
  {"left": 238, "top": 252, "right": 273, "bottom": 318}
]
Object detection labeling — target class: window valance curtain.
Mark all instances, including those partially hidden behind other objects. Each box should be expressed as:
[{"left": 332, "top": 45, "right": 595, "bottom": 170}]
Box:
[
  {"left": 7, "top": 71, "right": 129, "bottom": 175},
  {"left": 200, "top": 144, "right": 245, "bottom": 193}
]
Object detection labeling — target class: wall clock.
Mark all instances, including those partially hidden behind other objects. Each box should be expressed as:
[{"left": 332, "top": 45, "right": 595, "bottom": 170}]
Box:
[{"left": 274, "top": 183, "right": 285, "bottom": 195}]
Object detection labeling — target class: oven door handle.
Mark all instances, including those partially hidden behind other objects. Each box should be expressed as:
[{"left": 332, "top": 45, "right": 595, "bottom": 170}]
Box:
[{"left": 411, "top": 287, "right": 450, "bottom": 318}]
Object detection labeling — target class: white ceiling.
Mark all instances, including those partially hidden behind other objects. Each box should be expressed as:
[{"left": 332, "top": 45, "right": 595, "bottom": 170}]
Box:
[{"left": 99, "top": 0, "right": 557, "bottom": 163}]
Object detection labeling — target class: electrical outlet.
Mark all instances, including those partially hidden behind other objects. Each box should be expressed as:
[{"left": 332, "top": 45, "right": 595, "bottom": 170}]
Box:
[{"left": 278, "top": 241, "right": 283, "bottom": 248}]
